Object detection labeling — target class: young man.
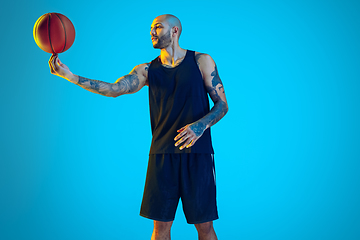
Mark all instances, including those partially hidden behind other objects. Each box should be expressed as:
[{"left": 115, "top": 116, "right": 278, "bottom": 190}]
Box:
[{"left": 49, "top": 14, "right": 228, "bottom": 240}]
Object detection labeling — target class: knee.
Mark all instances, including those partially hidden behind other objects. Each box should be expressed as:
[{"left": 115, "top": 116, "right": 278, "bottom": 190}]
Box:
[
  {"left": 195, "top": 221, "right": 214, "bottom": 235},
  {"left": 153, "top": 220, "right": 173, "bottom": 235}
]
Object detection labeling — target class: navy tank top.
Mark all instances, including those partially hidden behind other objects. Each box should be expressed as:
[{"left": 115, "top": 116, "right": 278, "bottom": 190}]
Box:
[{"left": 148, "top": 50, "right": 214, "bottom": 154}]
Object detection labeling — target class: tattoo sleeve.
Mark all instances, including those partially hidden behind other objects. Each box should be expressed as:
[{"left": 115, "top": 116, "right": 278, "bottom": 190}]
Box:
[
  {"left": 202, "top": 100, "right": 228, "bottom": 128},
  {"left": 197, "top": 63, "right": 228, "bottom": 129},
  {"left": 75, "top": 73, "right": 141, "bottom": 97}
]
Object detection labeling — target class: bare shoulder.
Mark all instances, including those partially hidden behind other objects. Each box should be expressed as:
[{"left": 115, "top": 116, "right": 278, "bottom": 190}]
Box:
[
  {"left": 195, "top": 52, "right": 215, "bottom": 65},
  {"left": 130, "top": 62, "right": 151, "bottom": 85},
  {"left": 131, "top": 63, "right": 151, "bottom": 76},
  {"left": 194, "top": 52, "right": 216, "bottom": 77}
]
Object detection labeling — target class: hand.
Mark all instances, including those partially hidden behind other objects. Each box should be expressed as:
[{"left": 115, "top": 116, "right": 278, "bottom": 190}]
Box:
[
  {"left": 49, "top": 54, "right": 73, "bottom": 79},
  {"left": 174, "top": 122, "right": 207, "bottom": 150}
]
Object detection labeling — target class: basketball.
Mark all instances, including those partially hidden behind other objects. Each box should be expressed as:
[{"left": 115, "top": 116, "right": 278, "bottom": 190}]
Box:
[{"left": 33, "top": 13, "right": 75, "bottom": 54}]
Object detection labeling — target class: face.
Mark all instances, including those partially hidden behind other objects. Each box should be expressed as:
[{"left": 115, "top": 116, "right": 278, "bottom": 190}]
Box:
[{"left": 150, "top": 19, "right": 172, "bottom": 49}]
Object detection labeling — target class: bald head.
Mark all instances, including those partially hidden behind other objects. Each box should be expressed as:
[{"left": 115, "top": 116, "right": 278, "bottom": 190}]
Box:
[{"left": 155, "top": 14, "right": 182, "bottom": 39}]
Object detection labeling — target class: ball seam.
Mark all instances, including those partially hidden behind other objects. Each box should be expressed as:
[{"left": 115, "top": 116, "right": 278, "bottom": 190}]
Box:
[
  {"left": 55, "top": 13, "right": 67, "bottom": 53},
  {"left": 48, "top": 14, "right": 55, "bottom": 54}
]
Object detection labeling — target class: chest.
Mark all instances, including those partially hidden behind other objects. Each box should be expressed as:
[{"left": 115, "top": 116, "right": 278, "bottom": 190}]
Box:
[{"left": 149, "top": 61, "right": 205, "bottom": 97}]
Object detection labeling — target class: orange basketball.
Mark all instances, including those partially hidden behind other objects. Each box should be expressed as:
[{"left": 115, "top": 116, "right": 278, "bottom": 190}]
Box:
[{"left": 33, "top": 13, "right": 75, "bottom": 54}]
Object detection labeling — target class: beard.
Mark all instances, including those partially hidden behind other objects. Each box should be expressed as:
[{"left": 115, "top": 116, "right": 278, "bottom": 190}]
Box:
[{"left": 152, "top": 30, "right": 172, "bottom": 49}]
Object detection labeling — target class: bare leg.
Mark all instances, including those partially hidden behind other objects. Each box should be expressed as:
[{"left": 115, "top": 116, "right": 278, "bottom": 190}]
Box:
[
  {"left": 151, "top": 220, "right": 173, "bottom": 240},
  {"left": 195, "top": 221, "right": 218, "bottom": 240}
]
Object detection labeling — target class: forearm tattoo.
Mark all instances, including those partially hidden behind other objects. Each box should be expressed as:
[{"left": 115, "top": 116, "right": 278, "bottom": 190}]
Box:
[
  {"left": 76, "top": 77, "right": 113, "bottom": 96},
  {"left": 199, "top": 63, "right": 228, "bottom": 128},
  {"left": 205, "top": 65, "right": 228, "bottom": 127},
  {"left": 76, "top": 74, "right": 140, "bottom": 97},
  {"left": 205, "top": 100, "right": 228, "bottom": 127}
]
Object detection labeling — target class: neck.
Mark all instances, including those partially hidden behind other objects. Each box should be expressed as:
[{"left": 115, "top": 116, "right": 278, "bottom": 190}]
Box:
[{"left": 159, "top": 43, "right": 186, "bottom": 67}]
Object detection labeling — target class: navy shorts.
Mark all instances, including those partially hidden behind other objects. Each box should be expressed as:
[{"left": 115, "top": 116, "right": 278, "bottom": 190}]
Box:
[{"left": 140, "top": 153, "right": 218, "bottom": 224}]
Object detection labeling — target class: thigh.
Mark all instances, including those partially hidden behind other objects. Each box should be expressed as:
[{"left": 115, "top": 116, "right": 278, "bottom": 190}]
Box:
[
  {"left": 140, "top": 154, "right": 181, "bottom": 222},
  {"left": 180, "top": 153, "right": 219, "bottom": 224}
]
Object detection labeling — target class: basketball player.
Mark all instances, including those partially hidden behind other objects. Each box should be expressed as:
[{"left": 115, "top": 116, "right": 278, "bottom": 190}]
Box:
[{"left": 49, "top": 14, "right": 228, "bottom": 240}]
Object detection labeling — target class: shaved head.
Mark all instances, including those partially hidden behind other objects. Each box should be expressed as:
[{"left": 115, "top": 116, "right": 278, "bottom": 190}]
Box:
[{"left": 156, "top": 14, "right": 182, "bottom": 39}]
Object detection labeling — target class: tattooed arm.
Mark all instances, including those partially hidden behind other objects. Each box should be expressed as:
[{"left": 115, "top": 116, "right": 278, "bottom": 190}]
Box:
[
  {"left": 49, "top": 54, "right": 149, "bottom": 97},
  {"left": 174, "top": 53, "right": 228, "bottom": 150}
]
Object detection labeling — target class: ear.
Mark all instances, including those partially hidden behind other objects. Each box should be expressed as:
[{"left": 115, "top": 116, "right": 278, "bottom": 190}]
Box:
[{"left": 172, "top": 26, "right": 179, "bottom": 37}]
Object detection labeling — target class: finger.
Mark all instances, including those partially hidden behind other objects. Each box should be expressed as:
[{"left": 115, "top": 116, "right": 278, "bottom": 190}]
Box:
[
  {"left": 52, "top": 56, "right": 59, "bottom": 71},
  {"left": 49, "top": 56, "right": 54, "bottom": 72},
  {"left": 48, "top": 55, "right": 54, "bottom": 64},
  {"left": 56, "top": 58, "right": 61, "bottom": 68},
  {"left": 174, "top": 131, "right": 186, "bottom": 141},
  {"left": 53, "top": 55, "right": 58, "bottom": 64},
  {"left": 175, "top": 134, "right": 190, "bottom": 147},
  {"left": 175, "top": 136, "right": 188, "bottom": 147},
  {"left": 187, "top": 138, "right": 197, "bottom": 148},
  {"left": 50, "top": 64, "right": 54, "bottom": 74},
  {"left": 177, "top": 125, "right": 187, "bottom": 133},
  {"left": 58, "top": 58, "right": 67, "bottom": 69},
  {"left": 49, "top": 56, "right": 56, "bottom": 74},
  {"left": 49, "top": 54, "right": 55, "bottom": 67},
  {"left": 174, "top": 127, "right": 187, "bottom": 141},
  {"left": 180, "top": 138, "right": 193, "bottom": 150},
  {"left": 50, "top": 56, "right": 60, "bottom": 74},
  {"left": 186, "top": 140, "right": 194, "bottom": 148}
]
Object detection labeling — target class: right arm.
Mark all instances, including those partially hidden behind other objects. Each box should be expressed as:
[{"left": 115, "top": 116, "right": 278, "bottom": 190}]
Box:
[{"left": 49, "top": 54, "right": 149, "bottom": 98}]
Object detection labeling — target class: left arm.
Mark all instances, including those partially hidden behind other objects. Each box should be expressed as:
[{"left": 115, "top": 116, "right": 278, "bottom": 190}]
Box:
[{"left": 174, "top": 53, "right": 229, "bottom": 150}]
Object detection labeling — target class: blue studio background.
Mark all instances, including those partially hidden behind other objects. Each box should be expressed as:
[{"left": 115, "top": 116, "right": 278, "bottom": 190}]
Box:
[{"left": 1, "top": 0, "right": 359, "bottom": 239}]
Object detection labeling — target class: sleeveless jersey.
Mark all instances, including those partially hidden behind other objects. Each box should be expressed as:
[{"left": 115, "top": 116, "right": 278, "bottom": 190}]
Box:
[{"left": 148, "top": 50, "right": 214, "bottom": 154}]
